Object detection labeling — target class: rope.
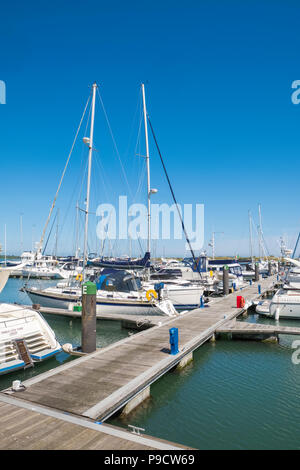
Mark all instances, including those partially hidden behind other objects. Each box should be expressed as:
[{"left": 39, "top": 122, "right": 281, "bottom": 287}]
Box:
[
  {"left": 24, "top": 92, "right": 91, "bottom": 284},
  {"left": 147, "top": 115, "right": 202, "bottom": 278}
]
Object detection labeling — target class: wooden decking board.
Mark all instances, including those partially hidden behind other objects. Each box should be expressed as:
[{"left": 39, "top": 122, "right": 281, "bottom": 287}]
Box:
[
  {"left": 0, "top": 398, "right": 183, "bottom": 450},
  {"left": 0, "top": 276, "right": 278, "bottom": 448}
]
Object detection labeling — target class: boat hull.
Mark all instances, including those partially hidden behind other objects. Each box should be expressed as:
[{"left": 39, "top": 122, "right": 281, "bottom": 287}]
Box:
[{"left": 26, "top": 288, "right": 176, "bottom": 316}]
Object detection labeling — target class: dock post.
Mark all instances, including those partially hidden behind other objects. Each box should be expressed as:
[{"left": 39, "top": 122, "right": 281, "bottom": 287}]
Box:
[
  {"left": 223, "top": 265, "right": 229, "bottom": 296},
  {"left": 258, "top": 284, "right": 261, "bottom": 295},
  {"left": 255, "top": 262, "right": 259, "bottom": 282},
  {"left": 199, "top": 296, "right": 204, "bottom": 308},
  {"left": 81, "top": 281, "right": 97, "bottom": 354},
  {"left": 169, "top": 327, "right": 179, "bottom": 355}
]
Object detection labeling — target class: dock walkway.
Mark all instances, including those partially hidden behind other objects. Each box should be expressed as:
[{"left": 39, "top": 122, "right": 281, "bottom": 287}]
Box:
[
  {"left": 3, "top": 276, "right": 278, "bottom": 420},
  {"left": 0, "top": 275, "right": 285, "bottom": 449}
]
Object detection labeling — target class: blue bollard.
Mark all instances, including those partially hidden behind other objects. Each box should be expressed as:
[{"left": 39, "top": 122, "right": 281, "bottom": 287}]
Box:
[
  {"left": 233, "top": 282, "right": 236, "bottom": 291},
  {"left": 169, "top": 327, "right": 179, "bottom": 355},
  {"left": 258, "top": 284, "right": 261, "bottom": 294},
  {"left": 199, "top": 296, "right": 204, "bottom": 308},
  {"left": 249, "top": 279, "right": 252, "bottom": 286}
]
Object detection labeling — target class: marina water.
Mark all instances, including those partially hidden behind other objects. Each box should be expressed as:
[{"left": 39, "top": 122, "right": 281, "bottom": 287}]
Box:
[{"left": 1, "top": 279, "right": 300, "bottom": 449}]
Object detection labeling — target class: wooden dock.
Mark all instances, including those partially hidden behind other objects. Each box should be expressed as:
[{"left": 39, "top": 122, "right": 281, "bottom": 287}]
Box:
[
  {"left": 217, "top": 320, "right": 300, "bottom": 337},
  {"left": 0, "top": 394, "right": 187, "bottom": 450},
  {"left": 0, "top": 275, "right": 285, "bottom": 449}
]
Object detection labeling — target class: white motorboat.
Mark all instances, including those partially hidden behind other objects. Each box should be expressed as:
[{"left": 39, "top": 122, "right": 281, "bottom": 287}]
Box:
[
  {"left": 256, "top": 288, "right": 300, "bottom": 319},
  {"left": 0, "top": 270, "right": 61, "bottom": 375},
  {"left": 143, "top": 278, "right": 204, "bottom": 310},
  {"left": 151, "top": 255, "right": 219, "bottom": 295}
]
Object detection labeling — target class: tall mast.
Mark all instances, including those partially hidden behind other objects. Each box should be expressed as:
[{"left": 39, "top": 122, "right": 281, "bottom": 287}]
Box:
[
  {"left": 20, "top": 213, "right": 23, "bottom": 255},
  {"left": 83, "top": 82, "right": 97, "bottom": 280},
  {"left": 258, "top": 203, "right": 262, "bottom": 259},
  {"left": 248, "top": 210, "right": 253, "bottom": 262},
  {"left": 55, "top": 208, "right": 59, "bottom": 257},
  {"left": 141, "top": 83, "right": 151, "bottom": 256},
  {"left": 75, "top": 201, "right": 79, "bottom": 259},
  {"left": 4, "top": 224, "right": 6, "bottom": 267}
]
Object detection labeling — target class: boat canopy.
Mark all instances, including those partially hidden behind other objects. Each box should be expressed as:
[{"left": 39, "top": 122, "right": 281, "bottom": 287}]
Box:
[
  {"left": 183, "top": 256, "right": 208, "bottom": 272},
  {"left": 95, "top": 269, "right": 142, "bottom": 292},
  {"left": 87, "top": 251, "right": 151, "bottom": 270}
]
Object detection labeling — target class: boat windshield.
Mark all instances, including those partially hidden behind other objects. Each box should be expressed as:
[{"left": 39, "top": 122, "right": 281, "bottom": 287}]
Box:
[{"left": 95, "top": 269, "right": 142, "bottom": 292}]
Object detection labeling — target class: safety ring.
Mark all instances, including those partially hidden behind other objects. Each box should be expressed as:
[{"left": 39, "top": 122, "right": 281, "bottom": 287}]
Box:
[{"left": 146, "top": 289, "right": 158, "bottom": 301}]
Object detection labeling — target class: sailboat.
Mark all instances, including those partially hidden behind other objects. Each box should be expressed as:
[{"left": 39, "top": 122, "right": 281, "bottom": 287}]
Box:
[{"left": 24, "top": 83, "right": 178, "bottom": 317}]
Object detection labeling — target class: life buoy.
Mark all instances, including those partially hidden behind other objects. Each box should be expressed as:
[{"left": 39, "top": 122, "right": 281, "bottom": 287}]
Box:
[
  {"left": 146, "top": 289, "right": 158, "bottom": 301},
  {"left": 76, "top": 274, "right": 83, "bottom": 282},
  {"left": 240, "top": 297, "right": 246, "bottom": 308}
]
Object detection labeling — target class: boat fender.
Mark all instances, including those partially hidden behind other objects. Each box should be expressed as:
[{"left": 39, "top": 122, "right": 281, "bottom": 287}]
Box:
[
  {"left": 146, "top": 289, "right": 158, "bottom": 301},
  {"left": 11, "top": 380, "right": 26, "bottom": 392}
]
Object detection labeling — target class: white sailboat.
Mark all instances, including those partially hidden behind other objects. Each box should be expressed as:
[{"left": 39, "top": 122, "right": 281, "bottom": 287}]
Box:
[{"left": 24, "top": 83, "right": 178, "bottom": 317}]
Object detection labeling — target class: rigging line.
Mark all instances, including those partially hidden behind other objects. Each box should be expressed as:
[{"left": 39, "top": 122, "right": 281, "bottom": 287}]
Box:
[
  {"left": 124, "top": 86, "right": 143, "bottom": 162},
  {"left": 252, "top": 221, "right": 268, "bottom": 257},
  {"left": 147, "top": 115, "right": 201, "bottom": 277},
  {"left": 24, "top": 92, "right": 91, "bottom": 285},
  {"left": 42, "top": 210, "right": 58, "bottom": 255},
  {"left": 37, "top": 92, "right": 91, "bottom": 254},
  {"left": 56, "top": 156, "right": 89, "bottom": 250},
  {"left": 96, "top": 88, "right": 134, "bottom": 200}
]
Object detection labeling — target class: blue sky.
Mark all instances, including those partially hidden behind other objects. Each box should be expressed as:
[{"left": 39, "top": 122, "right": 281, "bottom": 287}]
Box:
[{"left": 1, "top": 0, "right": 300, "bottom": 257}]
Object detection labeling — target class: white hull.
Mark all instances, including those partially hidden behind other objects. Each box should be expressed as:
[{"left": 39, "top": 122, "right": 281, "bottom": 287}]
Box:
[
  {"left": 26, "top": 288, "right": 177, "bottom": 317},
  {"left": 144, "top": 281, "right": 204, "bottom": 310},
  {"left": 256, "top": 289, "right": 300, "bottom": 319},
  {"left": 0, "top": 303, "right": 61, "bottom": 375}
]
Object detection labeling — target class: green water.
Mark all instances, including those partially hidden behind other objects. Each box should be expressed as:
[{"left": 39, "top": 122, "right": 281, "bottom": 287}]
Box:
[
  {"left": 2, "top": 279, "right": 300, "bottom": 449},
  {"left": 109, "top": 309, "right": 300, "bottom": 450},
  {"left": 0, "top": 278, "right": 131, "bottom": 391}
]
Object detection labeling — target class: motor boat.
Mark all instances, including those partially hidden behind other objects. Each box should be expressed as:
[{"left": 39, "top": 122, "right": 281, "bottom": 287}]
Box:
[
  {"left": 256, "top": 288, "right": 300, "bottom": 319},
  {"left": 0, "top": 270, "right": 61, "bottom": 375},
  {"left": 143, "top": 278, "right": 205, "bottom": 311}
]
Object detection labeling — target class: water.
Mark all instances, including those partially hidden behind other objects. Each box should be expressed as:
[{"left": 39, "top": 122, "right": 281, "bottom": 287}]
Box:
[
  {"left": 2, "top": 279, "right": 300, "bottom": 449},
  {"left": 0, "top": 278, "right": 131, "bottom": 391},
  {"left": 109, "top": 308, "right": 300, "bottom": 449}
]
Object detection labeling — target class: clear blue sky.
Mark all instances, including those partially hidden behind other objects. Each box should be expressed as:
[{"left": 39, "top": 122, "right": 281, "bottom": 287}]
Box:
[{"left": 1, "top": 0, "right": 300, "bottom": 257}]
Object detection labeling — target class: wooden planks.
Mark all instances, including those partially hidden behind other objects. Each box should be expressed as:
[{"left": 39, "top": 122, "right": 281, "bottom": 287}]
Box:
[
  {"left": 0, "top": 397, "right": 180, "bottom": 450},
  {"left": 2, "top": 276, "right": 278, "bottom": 427}
]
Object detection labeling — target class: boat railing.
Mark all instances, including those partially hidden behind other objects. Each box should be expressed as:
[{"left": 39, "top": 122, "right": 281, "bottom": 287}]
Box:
[{"left": 0, "top": 312, "right": 36, "bottom": 329}]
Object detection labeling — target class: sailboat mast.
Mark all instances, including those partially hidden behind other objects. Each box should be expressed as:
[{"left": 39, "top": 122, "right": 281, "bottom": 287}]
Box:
[
  {"left": 83, "top": 82, "right": 97, "bottom": 279},
  {"left": 248, "top": 210, "right": 253, "bottom": 262},
  {"left": 258, "top": 203, "right": 262, "bottom": 259},
  {"left": 141, "top": 83, "right": 151, "bottom": 256}
]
